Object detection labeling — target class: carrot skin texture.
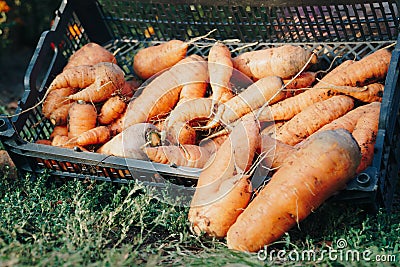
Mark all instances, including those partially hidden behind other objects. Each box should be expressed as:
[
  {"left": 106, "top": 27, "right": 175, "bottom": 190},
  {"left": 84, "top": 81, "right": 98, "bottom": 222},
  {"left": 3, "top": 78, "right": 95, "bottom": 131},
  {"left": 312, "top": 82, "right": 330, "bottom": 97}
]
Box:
[
  {"left": 177, "top": 82, "right": 208, "bottom": 106},
  {"left": 227, "top": 129, "right": 361, "bottom": 252},
  {"left": 98, "top": 96, "right": 127, "bottom": 125},
  {"left": 50, "top": 102, "right": 74, "bottom": 126},
  {"left": 257, "top": 49, "right": 391, "bottom": 122},
  {"left": 210, "top": 76, "right": 284, "bottom": 127},
  {"left": 275, "top": 95, "right": 355, "bottom": 145},
  {"left": 75, "top": 126, "right": 111, "bottom": 146},
  {"left": 67, "top": 102, "right": 97, "bottom": 139},
  {"left": 133, "top": 40, "right": 188, "bottom": 80},
  {"left": 352, "top": 103, "right": 381, "bottom": 173},
  {"left": 124, "top": 55, "right": 208, "bottom": 130},
  {"left": 68, "top": 62, "right": 125, "bottom": 103},
  {"left": 64, "top": 42, "right": 116, "bottom": 70},
  {"left": 143, "top": 144, "right": 212, "bottom": 168},
  {"left": 208, "top": 42, "right": 235, "bottom": 104},
  {"left": 50, "top": 126, "right": 68, "bottom": 140},
  {"left": 188, "top": 113, "right": 260, "bottom": 238},
  {"left": 42, "top": 87, "right": 77, "bottom": 118},
  {"left": 233, "top": 45, "right": 317, "bottom": 80},
  {"left": 282, "top": 71, "right": 317, "bottom": 90}
]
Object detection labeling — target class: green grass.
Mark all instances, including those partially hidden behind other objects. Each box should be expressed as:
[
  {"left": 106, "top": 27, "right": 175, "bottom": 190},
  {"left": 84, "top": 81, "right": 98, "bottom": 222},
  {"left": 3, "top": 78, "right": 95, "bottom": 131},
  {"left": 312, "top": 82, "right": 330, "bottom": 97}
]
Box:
[{"left": 0, "top": 168, "right": 399, "bottom": 266}]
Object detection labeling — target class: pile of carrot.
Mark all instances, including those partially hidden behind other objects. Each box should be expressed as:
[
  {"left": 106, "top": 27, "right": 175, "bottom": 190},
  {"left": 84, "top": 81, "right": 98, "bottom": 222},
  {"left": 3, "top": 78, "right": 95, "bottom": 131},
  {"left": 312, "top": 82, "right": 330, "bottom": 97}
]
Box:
[{"left": 37, "top": 39, "right": 392, "bottom": 253}]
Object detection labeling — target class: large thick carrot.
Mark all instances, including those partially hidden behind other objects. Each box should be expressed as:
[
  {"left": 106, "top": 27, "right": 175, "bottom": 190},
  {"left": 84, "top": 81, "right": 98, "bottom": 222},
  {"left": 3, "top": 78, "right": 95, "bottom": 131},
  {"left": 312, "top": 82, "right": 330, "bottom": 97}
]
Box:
[
  {"left": 67, "top": 101, "right": 97, "bottom": 139},
  {"left": 143, "top": 144, "right": 212, "bottom": 169},
  {"left": 176, "top": 82, "right": 208, "bottom": 106},
  {"left": 257, "top": 49, "right": 391, "bottom": 122},
  {"left": 133, "top": 40, "right": 188, "bottom": 80},
  {"left": 123, "top": 55, "right": 208, "bottom": 130},
  {"left": 188, "top": 113, "right": 260, "bottom": 238},
  {"left": 233, "top": 45, "right": 317, "bottom": 80},
  {"left": 227, "top": 129, "right": 361, "bottom": 252},
  {"left": 208, "top": 42, "right": 235, "bottom": 104},
  {"left": 64, "top": 42, "right": 116, "bottom": 70},
  {"left": 275, "top": 95, "right": 355, "bottom": 145},
  {"left": 206, "top": 75, "right": 284, "bottom": 128}
]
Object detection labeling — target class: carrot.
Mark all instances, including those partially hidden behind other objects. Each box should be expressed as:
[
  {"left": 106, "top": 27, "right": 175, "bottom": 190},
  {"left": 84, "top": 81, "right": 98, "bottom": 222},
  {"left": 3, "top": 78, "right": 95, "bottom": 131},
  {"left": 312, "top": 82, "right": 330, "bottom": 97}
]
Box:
[
  {"left": 259, "top": 133, "right": 295, "bottom": 170},
  {"left": 72, "top": 126, "right": 111, "bottom": 146},
  {"left": 208, "top": 42, "right": 235, "bottom": 104},
  {"left": 67, "top": 101, "right": 97, "bottom": 139},
  {"left": 199, "top": 133, "right": 229, "bottom": 155},
  {"left": 330, "top": 83, "right": 384, "bottom": 103},
  {"left": 176, "top": 82, "right": 208, "bottom": 106},
  {"left": 49, "top": 102, "right": 74, "bottom": 126},
  {"left": 226, "top": 129, "right": 361, "bottom": 252},
  {"left": 352, "top": 103, "right": 381, "bottom": 173},
  {"left": 50, "top": 125, "right": 68, "bottom": 140},
  {"left": 315, "top": 102, "right": 381, "bottom": 134},
  {"left": 232, "top": 45, "right": 318, "bottom": 80},
  {"left": 97, "top": 123, "right": 159, "bottom": 160},
  {"left": 35, "top": 139, "right": 52, "bottom": 146},
  {"left": 206, "top": 75, "right": 284, "bottom": 128},
  {"left": 275, "top": 95, "right": 355, "bottom": 145},
  {"left": 123, "top": 55, "right": 208, "bottom": 130},
  {"left": 282, "top": 71, "right": 316, "bottom": 97},
  {"left": 165, "top": 98, "right": 213, "bottom": 145},
  {"left": 143, "top": 144, "right": 212, "bottom": 169},
  {"left": 98, "top": 96, "right": 127, "bottom": 125},
  {"left": 68, "top": 62, "right": 125, "bottom": 103},
  {"left": 188, "top": 113, "right": 260, "bottom": 238},
  {"left": 51, "top": 135, "right": 70, "bottom": 147},
  {"left": 260, "top": 121, "right": 285, "bottom": 138},
  {"left": 42, "top": 87, "right": 77, "bottom": 118},
  {"left": 257, "top": 49, "right": 391, "bottom": 122},
  {"left": 64, "top": 42, "right": 116, "bottom": 70},
  {"left": 133, "top": 40, "right": 188, "bottom": 80},
  {"left": 120, "top": 79, "right": 141, "bottom": 99}
]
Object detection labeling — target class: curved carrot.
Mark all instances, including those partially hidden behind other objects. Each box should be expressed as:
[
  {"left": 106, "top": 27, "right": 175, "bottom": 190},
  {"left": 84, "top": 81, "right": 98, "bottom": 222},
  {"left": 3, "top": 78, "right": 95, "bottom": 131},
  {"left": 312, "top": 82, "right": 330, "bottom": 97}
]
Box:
[
  {"left": 227, "top": 129, "right": 361, "bottom": 252},
  {"left": 42, "top": 87, "right": 77, "bottom": 118},
  {"left": 49, "top": 102, "right": 74, "bottom": 126},
  {"left": 50, "top": 125, "right": 68, "bottom": 140},
  {"left": 98, "top": 96, "right": 127, "bottom": 125},
  {"left": 73, "top": 126, "right": 111, "bottom": 146}
]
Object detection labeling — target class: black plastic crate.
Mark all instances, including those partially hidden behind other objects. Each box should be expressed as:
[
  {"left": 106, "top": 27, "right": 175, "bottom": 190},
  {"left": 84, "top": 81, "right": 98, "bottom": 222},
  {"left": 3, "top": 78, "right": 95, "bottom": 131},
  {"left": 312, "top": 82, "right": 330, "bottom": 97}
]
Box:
[{"left": 0, "top": 0, "right": 399, "bottom": 210}]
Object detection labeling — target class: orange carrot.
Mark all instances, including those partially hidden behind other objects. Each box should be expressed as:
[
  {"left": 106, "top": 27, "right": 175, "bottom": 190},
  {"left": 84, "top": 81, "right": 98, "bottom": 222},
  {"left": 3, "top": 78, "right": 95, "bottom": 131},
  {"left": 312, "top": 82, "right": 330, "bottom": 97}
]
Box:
[
  {"left": 331, "top": 83, "right": 384, "bottom": 103},
  {"left": 315, "top": 102, "right": 381, "bottom": 134},
  {"left": 64, "top": 42, "right": 116, "bottom": 70},
  {"left": 233, "top": 45, "right": 317, "bottom": 80},
  {"left": 282, "top": 71, "right": 316, "bottom": 98},
  {"left": 352, "top": 103, "right": 381, "bottom": 173},
  {"left": 199, "top": 133, "right": 229, "bottom": 155},
  {"left": 68, "top": 62, "right": 125, "bottom": 103},
  {"left": 257, "top": 49, "right": 391, "bottom": 122},
  {"left": 206, "top": 75, "right": 284, "bottom": 128},
  {"left": 120, "top": 79, "right": 141, "bottom": 98},
  {"left": 49, "top": 102, "right": 74, "bottom": 126},
  {"left": 259, "top": 133, "right": 295, "bottom": 170},
  {"left": 50, "top": 125, "right": 68, "bottom": 140},
  {"left": 123, "top": 55, "right": 208, "bottom": 130},
  {"left": 67, "top": 101, "right": 97, "bottom": 139},
  {"left": 188, "top": 113, "right": 260, "bottom": 238},
  {"left": 133, "top": 40, "right": 188, "bottom": 80},
  {"left": 275, "top": 95, "right": 354, "bottom": 145},
  {"left": 208, "top": 42, "right": 235, "bottom": 104},
  {"left": 35, "top": 139, "right": 52, "bottom": 145},
  {"left": 98, "top": 96, "right": 127, "bottom": 125},
  {"left": 74, "top": 126, "right": 111, "bottom": 146},
  {"left": 42, "top": 87, "right": 77, "bottom": 118},
  {"left": 165, "top": 98, "right": 213, "bottom": 145},
  {"left": 227, "top": 129, "right": 361, "bottom": 252},
  {"left": 51, "top": 135, "right": 70, "bottom": 147},
  {"left": 176, "top": 82, "right": 208, "bottom": 106},
  {"left": 143, "top": 144, "right": 212, "bottom": 168}
]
